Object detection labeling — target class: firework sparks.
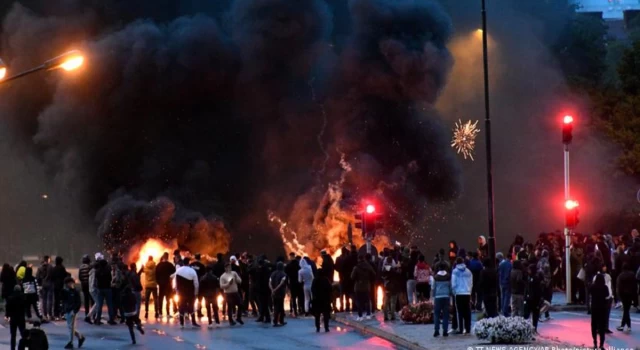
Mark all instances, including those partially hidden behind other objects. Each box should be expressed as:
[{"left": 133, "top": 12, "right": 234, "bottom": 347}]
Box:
[{"left": 451, "top": 119, "right": 480, "bottom": 160}]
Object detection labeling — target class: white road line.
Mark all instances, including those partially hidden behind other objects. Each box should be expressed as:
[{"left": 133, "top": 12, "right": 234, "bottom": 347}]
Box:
[{"left": 559, "top": 311, "right": 640, "bottom": 325}]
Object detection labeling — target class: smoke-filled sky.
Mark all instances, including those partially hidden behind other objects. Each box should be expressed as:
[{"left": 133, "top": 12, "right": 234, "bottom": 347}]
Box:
[{"left": 0, "top": 0, "right": 635, "bottom": 262}]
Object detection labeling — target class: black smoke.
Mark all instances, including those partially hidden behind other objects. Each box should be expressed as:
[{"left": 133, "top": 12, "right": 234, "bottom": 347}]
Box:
[{"left": 0, "top": 0, "right": 460, "bottom": 257}]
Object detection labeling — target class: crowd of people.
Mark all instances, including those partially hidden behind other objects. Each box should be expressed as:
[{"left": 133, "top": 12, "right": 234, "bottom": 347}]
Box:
[{"left": 0, "top": 229, "right": 639, "bottom": 349}]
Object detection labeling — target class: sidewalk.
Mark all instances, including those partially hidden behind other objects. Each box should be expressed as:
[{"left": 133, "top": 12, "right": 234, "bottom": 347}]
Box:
[{"left": 334, "top": 292, "right": 583, "bottom": 350}]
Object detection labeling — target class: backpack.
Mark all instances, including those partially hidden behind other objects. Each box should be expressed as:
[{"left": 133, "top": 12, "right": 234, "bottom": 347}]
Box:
[{"left": 415, "top": 266, "right": 430, "bottom": 283}]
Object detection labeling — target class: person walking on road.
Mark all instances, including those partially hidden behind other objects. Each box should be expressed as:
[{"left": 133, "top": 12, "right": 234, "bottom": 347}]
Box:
[
  {"left": 61, "top": 277, "right": 85, "bottom": 349},
  {"left": 142, "top": 256, "right": 158, "bottom": 319},
  {"left": 298, "top": 258, "right": 314, "bottom": 317},
  {"left": 524, "top": 264, "right": 543, "bottom": 333},
  {"left": 127, "top": 263, "right": 143, "bottom": 318},
  {"left": 6, "top": 285, "right": 26, "bottom": 350},
  {"left": 311, "top": 269, "right": 332, "bottom": 332},
  {"left": 121, "top": 286, "right": 144, "bottom": 344},
  {"left": 590, "top": 273, "right": 610, "bottom": 349},
  {"left": 452, "top": 257, "right": 472, "bottom": 334},
  {"left": 616, "top": 262, "right": 636, "bottom": 332},
  {"left": 430, "top": 262, "right": 451, "bottom": 337},
  {"left": 220, "top": 262, "right": 244, "bottom": 326},
  {"left": 269, "top": 262, "right": 288, "bottom": 327}
]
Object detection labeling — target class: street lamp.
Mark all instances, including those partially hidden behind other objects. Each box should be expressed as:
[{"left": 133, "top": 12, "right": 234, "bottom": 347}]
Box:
[
  {"left": 480, "top": 0, "right": 497, "bottom": 268},
  {"left": 0, "top": 50, "right": 84, "bottom": 85}
]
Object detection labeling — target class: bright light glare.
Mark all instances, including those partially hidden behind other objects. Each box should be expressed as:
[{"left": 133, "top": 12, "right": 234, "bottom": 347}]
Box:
[
  {"left": 0, "top": 67, "right": 6, "bottom": 80},
  {"left": 563, "top": 115, "right": 574, "bottom": 124},
  {"left": 366, "top": 204, "right": 375, "bottom": 214},
  {"left": 60, "top": 55, "right": 84, "bottom": 71},
  {"left": 565, "top": 200, "right": 579, "bottom": 210}
]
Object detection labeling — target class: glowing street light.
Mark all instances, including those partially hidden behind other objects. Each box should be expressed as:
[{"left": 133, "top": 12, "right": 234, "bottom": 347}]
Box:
[{"left": 0, "top": 50, "right": 84, "bottom": 85}]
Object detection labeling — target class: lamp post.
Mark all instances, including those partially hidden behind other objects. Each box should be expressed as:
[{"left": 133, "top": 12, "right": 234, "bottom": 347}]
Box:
[
  {"left": 0, "top": 50, "right": 84, "bottom": 85},
  {"left": 481, "top": 0, "right": 497, "bottom": 266}
]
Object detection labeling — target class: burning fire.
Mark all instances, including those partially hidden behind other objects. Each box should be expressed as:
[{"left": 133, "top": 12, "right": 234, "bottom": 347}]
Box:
[{"left": 132, "top": 239, "right": 177, "bottom": 271}]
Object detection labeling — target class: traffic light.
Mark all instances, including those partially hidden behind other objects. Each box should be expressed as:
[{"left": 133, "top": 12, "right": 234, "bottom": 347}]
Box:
[
  {"left": 562, "top": 115, "right": 573, "bottom": 144},
  {"left": 565, "top": 200, "right": 580, "bottom": 229},
  {"left": 354, "top": 213, "right": 364, "bottom": 230}
]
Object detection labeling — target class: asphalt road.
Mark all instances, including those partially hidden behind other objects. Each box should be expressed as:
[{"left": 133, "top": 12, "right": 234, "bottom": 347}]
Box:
[
  {"left": 541, "top": 306, "right": 640, "bottom": 349},
  {"left": 0, "top": 313, "right": 402, "bottom": 350}
]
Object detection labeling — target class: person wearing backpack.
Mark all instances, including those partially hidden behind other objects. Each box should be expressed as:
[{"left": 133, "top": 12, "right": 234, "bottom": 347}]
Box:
[
  {"left": 414, "top": 255, "right": 432, "bottom": 302},
  {"left": 200, "top": 266, "right": 221, "bottom": 328},
  {"left": 21, "top": 267, "right": 43, "bottom": 322},
  {"left": 536, "top": 250, "right": 552, "bottom": 321}
]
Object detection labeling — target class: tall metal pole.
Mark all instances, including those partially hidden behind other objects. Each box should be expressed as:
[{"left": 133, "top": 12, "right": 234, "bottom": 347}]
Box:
[
  {"left": 481, "top": 0, "right": 496, "bottom": 267},
  {"left": 564, "top": 144, "right": 572, "bottom": 303}
]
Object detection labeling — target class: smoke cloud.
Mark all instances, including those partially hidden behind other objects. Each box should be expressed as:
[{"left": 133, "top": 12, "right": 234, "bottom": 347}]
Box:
[{"left": 0, "top": 0, "right": 462, "bottom": 259}]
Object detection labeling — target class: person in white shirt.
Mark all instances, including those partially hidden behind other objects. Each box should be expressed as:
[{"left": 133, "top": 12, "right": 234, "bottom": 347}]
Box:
[
  {"left": 220, "top": 263, "right": 244, "bottom": 326},
  {"left": 171, "top": 258, "right": 199, "bottom": 329}
]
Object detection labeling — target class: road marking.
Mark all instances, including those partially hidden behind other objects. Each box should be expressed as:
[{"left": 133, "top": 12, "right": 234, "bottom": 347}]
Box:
[{"left": 559, "top": 311, "right": 640, "bottom": 325}]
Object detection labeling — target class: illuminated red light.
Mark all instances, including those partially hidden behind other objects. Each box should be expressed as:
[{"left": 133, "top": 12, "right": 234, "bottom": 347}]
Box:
[
  {"left": 366, "top": 204, "right": 375, "bottom": 214},
  {"left": 563, "top": 115, "right": 574, "bottom": 124},
  {"left": 565, "top": 200, "right": 579, "bottom": 210}
]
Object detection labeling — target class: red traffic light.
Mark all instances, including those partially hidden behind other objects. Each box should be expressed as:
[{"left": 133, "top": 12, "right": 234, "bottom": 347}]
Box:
[
  {"left": 563, "top": 115, "right": 574, "bottom": 124},
  {"left": 366, "top": 204, "right": 375, "bottom": 214},
  {"left": 565, "top": 200, "right": 579, "bottom": 210}
]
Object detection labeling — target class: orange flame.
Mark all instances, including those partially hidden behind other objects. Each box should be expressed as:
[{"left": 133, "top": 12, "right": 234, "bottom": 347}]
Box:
[{"left": 132, "top": 239, "right": 177, "bottom": 270}]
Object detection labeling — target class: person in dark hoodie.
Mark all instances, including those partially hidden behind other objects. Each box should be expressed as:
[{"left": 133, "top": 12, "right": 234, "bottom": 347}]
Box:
[
  {"left": 510, "top": 260, "right": 526, "bottom": 317},
  {"left": 616, "top": 262, "right": 636, "bottom": 332},
  {"left": 61, "top": 277, "right": 85, "bottom": 349},
  {"left": 17, "top": 321, "right": 48, "bottom": 350},
  {"left": 155, "top": 252, "right": 176, "bottom": 317},
  {"left": 2, "top": 264, "right": 18, "bottom": 319},
  {"left": 7, "top": 285, "right": 26, "bottom": 350},
  {"left": 78, "top": 255, "right": 92, "bottom": 319},
  {"left": 200, "top": 266, "right": 220, "bottom": 328},
  {"left": 468, "top": 252, "right": 483, "bottom": 311},
  {"left": 285, "top": 253, "right": 302, "bottom": 316},
  {"left": 351, "top": 255, "right": 375, "bottom": 321},
  {"left": 524, "top": 264, "right": 543, "bottom": 333},
  {"left": 430, "top": 262, "right": 452, "bottom": 337},
  {"left": 269, "top": 262, "right": 288, "bottom": 327},
  {"left": 95, "top": 258, "right": 115, "bottom": 325},
  {"left": 479, "top": 258, "right": 498, "bottom": 318},
  {"left": 121, "top": 286, "right": 144, "bottom": 344},
  {"left": 190, "top": 254, "right": 206, "bottom": 317},
  {"left": 36, "top": 256, "right": 53, "bottom": 321},
  {"left": 311, "top": 268, "right": 333, "bottom": 332},
  {"left": 341, "top": 249, "right": 358, "bottom": 312},
  {"left": 51, "top": 257, "right": 69, "bottom": 319},
  {"left": 448, "top": 241, "right": 458, "bottom": 267},
  {"left": 21, "top": 267, "right": 43, "bottom": 321},
  {"left": 127, "top": 263, "right": 143, "bottom": 318},
  {"left": 591, "top": 273, "right": 609, "bottom": 349}
]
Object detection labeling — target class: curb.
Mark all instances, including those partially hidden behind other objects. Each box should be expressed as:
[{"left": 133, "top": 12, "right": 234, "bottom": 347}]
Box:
[
  {"left": 334, "top": 316, "right": 428, "bottom": 350},
  {"left": 551, "top": 304, "right": 587, "bottom": 312}
]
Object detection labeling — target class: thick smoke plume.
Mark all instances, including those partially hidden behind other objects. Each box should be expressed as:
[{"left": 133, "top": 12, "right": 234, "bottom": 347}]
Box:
[{"left": 0, "top": 0, "right": 460, "bottom": 258}]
